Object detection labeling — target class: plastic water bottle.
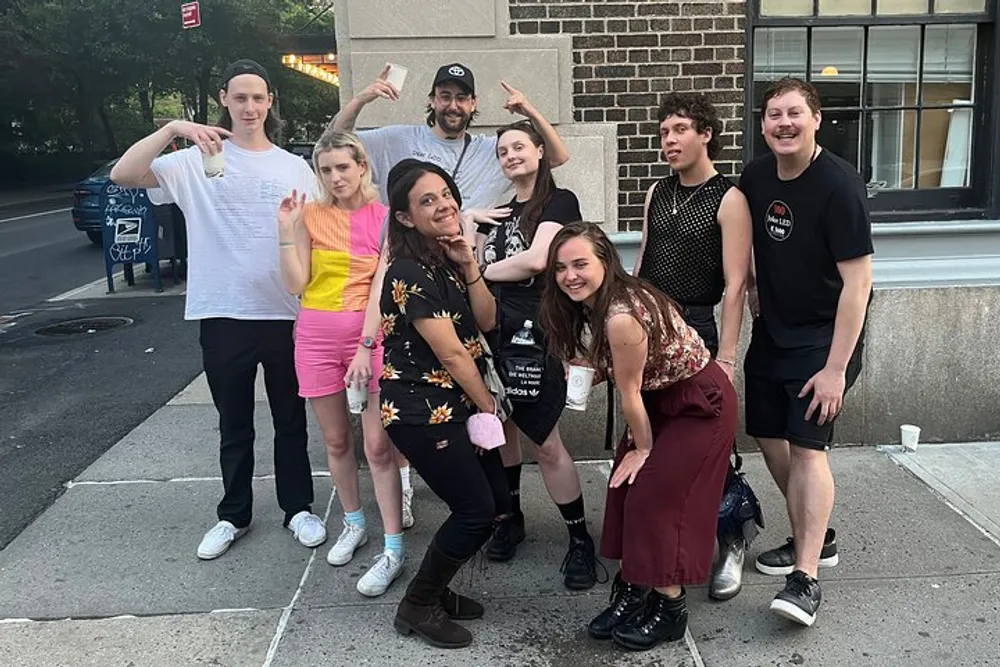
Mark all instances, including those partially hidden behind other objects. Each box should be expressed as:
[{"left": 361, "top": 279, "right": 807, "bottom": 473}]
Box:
[{"left": 510, "top": 320, "right": 537, "bottom": 346}]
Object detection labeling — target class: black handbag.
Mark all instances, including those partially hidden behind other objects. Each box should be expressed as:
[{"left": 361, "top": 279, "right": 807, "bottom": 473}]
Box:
[{"left": 717, "top": 448, "right": 765, "bottom": 545}]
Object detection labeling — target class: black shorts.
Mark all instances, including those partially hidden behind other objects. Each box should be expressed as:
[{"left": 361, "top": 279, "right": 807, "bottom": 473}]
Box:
[{"left": 744, "top": 321, "right": 863, "bottom": 451}]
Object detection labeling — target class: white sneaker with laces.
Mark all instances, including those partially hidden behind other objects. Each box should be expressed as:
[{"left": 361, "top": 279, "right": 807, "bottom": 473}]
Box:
[
  {"left": 326, "top": 520, "right": 368, "bottom": 565},
  {"left": 197, "top": 520, "right": 248, "bottom": 560},
  {"left": 357, "top": 550, "right": 404, "bottom": 597},
  {"left": 288, "top": 511, "right": 327, "bottom": 548},
  {"left": 402, "top": 488, "right": 415, "bottom": 529}
]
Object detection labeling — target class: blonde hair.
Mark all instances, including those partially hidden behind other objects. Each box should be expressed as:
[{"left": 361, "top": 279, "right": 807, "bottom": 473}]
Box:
[{"left": 311, "top": 130, "right": 379, "bottom": 206}]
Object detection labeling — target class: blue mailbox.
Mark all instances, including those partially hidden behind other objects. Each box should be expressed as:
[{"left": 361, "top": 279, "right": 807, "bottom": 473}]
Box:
[{"left": 100, "top": 183, "right": 163, "bottom": 293}]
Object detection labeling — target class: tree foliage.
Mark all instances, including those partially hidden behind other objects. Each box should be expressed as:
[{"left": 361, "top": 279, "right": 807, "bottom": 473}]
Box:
[{"left": 0, "top": 0, "right": 338, "bottom": 182}]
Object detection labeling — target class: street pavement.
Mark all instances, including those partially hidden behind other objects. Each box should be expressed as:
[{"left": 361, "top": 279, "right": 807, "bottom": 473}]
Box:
[{"left": 1, "top": 367, "right": 998, "bottom": 666}]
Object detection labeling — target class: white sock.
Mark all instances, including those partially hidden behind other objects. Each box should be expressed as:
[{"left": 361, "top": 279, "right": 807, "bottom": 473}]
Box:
[{"left": 399, "top": 465, "right": 411, "bottom": 492}]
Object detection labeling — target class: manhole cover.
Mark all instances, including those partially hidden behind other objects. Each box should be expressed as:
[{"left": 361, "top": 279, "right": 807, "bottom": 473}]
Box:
[{"left": 36, "top": 316, "right": 134, "bottom": 336}]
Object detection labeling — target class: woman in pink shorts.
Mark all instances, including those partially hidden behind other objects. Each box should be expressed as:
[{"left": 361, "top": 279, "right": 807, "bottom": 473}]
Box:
[{"left": 277, "top": 131, "right": 404, "bottom": 597}]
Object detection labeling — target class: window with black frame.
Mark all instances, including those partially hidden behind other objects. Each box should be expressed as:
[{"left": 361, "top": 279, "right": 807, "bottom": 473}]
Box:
[{"left": 748, "top": 0, "right": 997, "bottom": 218}]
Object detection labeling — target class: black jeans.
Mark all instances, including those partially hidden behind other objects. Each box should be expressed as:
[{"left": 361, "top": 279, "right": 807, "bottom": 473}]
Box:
[
  {"left": 199, "top": 319, "right": 313, "bottom": 528},
  {"left": 387, "top": 422, "right": 510, "bottom": 560}
]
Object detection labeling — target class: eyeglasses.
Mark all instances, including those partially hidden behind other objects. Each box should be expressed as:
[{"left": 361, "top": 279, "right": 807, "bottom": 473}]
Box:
[{"left": 435, "top": 91, "right": 473, "bottom": 105}]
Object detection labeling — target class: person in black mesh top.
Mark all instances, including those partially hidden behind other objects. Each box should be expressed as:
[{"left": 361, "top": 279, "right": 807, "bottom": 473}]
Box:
[{"left": 633, "top": 93, "right": 753, "bottom": 601}]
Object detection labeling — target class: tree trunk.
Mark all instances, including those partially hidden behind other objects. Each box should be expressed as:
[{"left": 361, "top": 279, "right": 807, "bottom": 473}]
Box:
[
  {"left": 196, "top": 67, "right": 211, "bottom": 124},
  {"left": 138, "top": 83, "right": 154, "bottom": 127},
  {"left": 97, "top": 102, "right": 119, "bottom": 156}
]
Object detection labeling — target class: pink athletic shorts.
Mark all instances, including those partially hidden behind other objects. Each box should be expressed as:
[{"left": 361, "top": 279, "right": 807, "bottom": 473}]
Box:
[{"left": 294, "top": 308, "right": 383, "bottom": 398}]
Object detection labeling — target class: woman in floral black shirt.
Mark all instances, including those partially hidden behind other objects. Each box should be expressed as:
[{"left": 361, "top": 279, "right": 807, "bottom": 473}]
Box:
[{"left": 379, "top": 159, "right": 509, "bottom": 650}]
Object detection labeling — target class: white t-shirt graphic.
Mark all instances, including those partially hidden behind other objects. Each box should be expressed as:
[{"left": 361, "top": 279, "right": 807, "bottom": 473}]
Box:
[{"left": 148, "top": 142, "right": 316, "bottom": 321}]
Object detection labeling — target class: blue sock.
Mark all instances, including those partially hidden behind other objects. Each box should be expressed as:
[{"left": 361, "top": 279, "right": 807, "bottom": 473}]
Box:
[
  {"left": 345, "top": 509, "right": 366, "bottom": 529},
  {"left": 384, "top": 533, "right": 404, "bottom": 560}
]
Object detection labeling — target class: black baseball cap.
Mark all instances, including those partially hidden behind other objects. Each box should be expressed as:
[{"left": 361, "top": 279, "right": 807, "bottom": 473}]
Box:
[
  {"left": 431, "top": 63, "right": 475, "bottom": 95},
  {"left": 220, "top": 59, "right": 272, "bottom": 91}
]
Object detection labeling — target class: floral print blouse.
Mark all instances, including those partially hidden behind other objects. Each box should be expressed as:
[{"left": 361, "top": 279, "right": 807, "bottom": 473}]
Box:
[
  {"left": 378, "top": 257, "right": 487, "bottom": 428},
  {"left": 603, "top": 290, "right": 711, "bottom": 390}
]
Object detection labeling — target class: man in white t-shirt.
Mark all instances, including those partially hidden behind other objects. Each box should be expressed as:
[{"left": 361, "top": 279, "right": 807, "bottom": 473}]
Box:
[
  {"left": 111, "top": 59, "right": 327, "bottom": 560},
  {"left": 332, "top": 63, "right": 570, "bottom": 210}
]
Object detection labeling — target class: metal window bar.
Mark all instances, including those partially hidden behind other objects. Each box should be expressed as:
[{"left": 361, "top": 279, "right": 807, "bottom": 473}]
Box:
[{"left": 914, "top": 24, "right": 927, "bottom": 187}]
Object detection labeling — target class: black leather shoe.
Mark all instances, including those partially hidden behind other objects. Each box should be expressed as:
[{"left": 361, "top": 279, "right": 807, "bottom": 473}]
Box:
[
  {"left": 587, "top": 572, "right": 647, "bottom": 640},
  {"left": 486, "top": 514, "right": 525, "bottom": 563},
  {"left": 755, "top": 528, "right": 839, "bottom": 576},
  {"left": 612, "top": 589, "right": 688, "bottom": 651},
  {"left": 770, "top": 570, "right": 822, "bottom": 627},
  {"left": 561, "top": 535, "right": 605, "bottom": 590}
]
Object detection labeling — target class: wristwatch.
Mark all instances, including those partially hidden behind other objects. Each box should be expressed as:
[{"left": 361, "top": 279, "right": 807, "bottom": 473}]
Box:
[{"left": 359, "top": 336, "right": 378, "bottom": 351}]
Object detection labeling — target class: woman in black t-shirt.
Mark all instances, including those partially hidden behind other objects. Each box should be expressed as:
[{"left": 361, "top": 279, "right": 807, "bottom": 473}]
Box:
[
  {"left": 474, "top": 120, "right": 600, "bottom": 590},
  {"left": 380, "top": 160, "right": 509, "bottom": 650}
]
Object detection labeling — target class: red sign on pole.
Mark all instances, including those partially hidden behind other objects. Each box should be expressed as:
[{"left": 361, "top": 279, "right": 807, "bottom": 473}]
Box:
[{"left": 181, "top": 2, "right": 201, "bottom": 29}]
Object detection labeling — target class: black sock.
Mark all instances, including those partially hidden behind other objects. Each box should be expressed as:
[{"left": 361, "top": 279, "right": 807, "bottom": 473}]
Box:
[
  {"left": 504, "top": 464, "right": 522, "bottom": 518},
  {"left": 557, "top": 495, "right": 589, "bottom": 541}
]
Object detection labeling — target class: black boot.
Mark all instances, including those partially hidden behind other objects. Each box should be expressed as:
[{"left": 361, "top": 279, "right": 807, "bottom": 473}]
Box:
[
  {"left": 612, "top": 588, "right": 688, "bottom": 651},
  {"left": 587, "top": 571, "right": 647, "bottom": 640},
  {"left": 440, "top": 587, "right": 484, "bottom": 620},
  {"left": 394, "top": 541, "right": 474, "bottom": 648}
]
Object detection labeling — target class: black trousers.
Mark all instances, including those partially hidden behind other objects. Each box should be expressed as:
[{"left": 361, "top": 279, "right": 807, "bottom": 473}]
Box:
[
  {"left": 199, "top": 319, "right": 313, "bottom": 528},
  {"left": 387, "top": 422, "right": 510, "bottom": 560}
]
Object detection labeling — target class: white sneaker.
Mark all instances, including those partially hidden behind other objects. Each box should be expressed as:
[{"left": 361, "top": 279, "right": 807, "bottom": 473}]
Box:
[
  {"left": 288, "top": 511, "right": 327, "bottom": 548},
  {"left": 326, "top": 520, "right": 368, "bottom": 565},
  {"left": 357, "top": 550, "right": 404, "bottom": 597},
  {"left": 402, "top": 488, "right": 415, "bottom": 530},
  {"left": 197, "top": 520, "right": 248, "bottom": 560}
]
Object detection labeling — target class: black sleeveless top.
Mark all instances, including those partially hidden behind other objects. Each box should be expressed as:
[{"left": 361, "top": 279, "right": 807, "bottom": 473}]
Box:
[{"left": 637, "top": 173, "right": 733, "bottom": 307}]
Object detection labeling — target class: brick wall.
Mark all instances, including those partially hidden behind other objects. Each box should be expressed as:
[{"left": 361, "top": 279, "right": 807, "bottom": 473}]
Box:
[{"left": 508, "top": 0, "right": 746, "bottom": 231}]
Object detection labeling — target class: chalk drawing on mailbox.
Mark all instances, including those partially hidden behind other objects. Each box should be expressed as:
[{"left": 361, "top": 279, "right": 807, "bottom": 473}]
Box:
[{"left": 114, "top": 218, "right": 142, "bottom": 244}]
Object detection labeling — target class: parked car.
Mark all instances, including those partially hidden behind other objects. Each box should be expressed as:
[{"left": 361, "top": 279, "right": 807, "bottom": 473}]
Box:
[
  {"left": 72, "top": 158, "right": 181, "bottom": 246},
  {"left": 287, "top": 141, "right": 314, "bottom": 163}
]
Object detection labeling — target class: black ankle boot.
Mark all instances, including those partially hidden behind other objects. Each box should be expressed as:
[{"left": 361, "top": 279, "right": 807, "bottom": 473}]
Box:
[
  {"left": 611, "top": 588, "right": 688, "bottom": 651},
  {"left": 394, "top": 541, "right": 474, "bottom": 649},
  {"left": 587, "top": 572, "right": 647, "bottom": 640}
]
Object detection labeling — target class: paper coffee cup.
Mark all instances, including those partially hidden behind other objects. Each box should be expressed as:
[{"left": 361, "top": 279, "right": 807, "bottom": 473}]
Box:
[
  {"left": 565, "top": 365, "right": 597, "bottom": 411},
  {"left": 202, "top": 148, "right": 224, "bottom": 178},
  {"left": 346, "top": 382, "right": 368, "bottom": 415},
  {"left": 900, "top": 424, "right": 921, "bottom": 452},
  {"left": 385, "top": 63, "right": 408, "bottom": 93}
]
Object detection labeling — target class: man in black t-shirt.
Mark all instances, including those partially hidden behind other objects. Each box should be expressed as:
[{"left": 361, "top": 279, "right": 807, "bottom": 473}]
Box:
[{"left": 739, "top": 78, "right": 873, "bottom": 628}]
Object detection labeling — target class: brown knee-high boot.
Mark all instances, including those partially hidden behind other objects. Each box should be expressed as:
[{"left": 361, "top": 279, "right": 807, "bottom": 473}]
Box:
[{"left": 394, "top": 540, "right": 476, "bottom": 648}]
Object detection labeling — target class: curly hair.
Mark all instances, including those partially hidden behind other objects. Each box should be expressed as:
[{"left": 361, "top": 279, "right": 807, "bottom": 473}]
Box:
[{"left": 656, "top": 92, "right": 723, "bottom": 160}]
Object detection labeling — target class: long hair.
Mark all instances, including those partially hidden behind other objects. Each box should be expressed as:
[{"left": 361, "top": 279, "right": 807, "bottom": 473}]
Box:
[
  {"left": 496, "top": 120, "right": 556, "bottom": 243},
  {"left": 539, "top": 222, "right": 680, "bottom": 366},
  {"left": 311, "top": 130, "right": 379, "bottom": 207},
  {"left": 385, "top": 159, "right": 463, "bottom": 264}
]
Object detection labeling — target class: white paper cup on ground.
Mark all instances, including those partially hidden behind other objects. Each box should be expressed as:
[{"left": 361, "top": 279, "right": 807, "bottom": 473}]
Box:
[
  {"left": 900, "top": 424, "right": 921, "bottom": 451},
  {"left": 347, "top": 382, "right": 368, "bottom": 415},
  {"left": 565, "top": 365, "right": 597, "bottom": 411},
  {"left": 202, "top": 148, "right": 224, "bottom": 178},
  {"left": 385, "top": 63, "right": 408, "bottom": 93}
]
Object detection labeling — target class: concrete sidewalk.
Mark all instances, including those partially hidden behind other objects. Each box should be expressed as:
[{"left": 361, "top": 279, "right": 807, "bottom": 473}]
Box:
[{"left": 1, "top": 374, "right": 999, "bottom": 666}]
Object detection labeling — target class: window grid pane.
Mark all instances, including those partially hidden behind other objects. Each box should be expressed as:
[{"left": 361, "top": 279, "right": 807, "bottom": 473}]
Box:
[{"left": 751, "top": 23, "right": 979, "bottom": 193}]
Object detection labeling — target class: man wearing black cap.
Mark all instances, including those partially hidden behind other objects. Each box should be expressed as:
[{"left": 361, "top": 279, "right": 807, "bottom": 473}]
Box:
[
  {"left": 333, "top": 62, "right": 570, "bottom": 210},
  {"left": 111, "top": 59, "right": 327, "bottom": 560}
]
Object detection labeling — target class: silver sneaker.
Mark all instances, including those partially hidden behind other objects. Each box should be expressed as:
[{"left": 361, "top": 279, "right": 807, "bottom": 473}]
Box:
[
  {"left": 326, "top": 520, "right": 368, "bottom": 566},
  {"left": 356, "top": 550, "right": 404, "bottom": 597},
  {"left": 402, "top": 488, "right": 415, "bottom": 529},
  {"left": 709, "top": 539, "right": 745, "bottom": 601}
]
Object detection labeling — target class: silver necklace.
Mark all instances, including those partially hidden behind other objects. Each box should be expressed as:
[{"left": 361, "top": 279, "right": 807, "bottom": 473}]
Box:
[{"left": 671, "top": 176, "right": 713, "bottom": 215}]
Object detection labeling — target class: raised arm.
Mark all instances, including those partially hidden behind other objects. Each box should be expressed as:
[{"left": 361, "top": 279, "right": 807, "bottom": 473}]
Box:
[
  {"left": 440, "top": 234, "right": 497, "bottom": 332},
  {"left": 606, "top": 312, "right": 654, "bottom": 488},
  {"left": 277, "top": 191, "right": 312, "bottom": 294},
  {"left": 501, "top": 81, "right": 569, "bottom": 168},
  {"left": 330, "top": 65, "right": 399, "bottom": 133},
  {"left": 111, "top": 120, "right": 229, "bottom": 189},
  {"left": 716, "top": 187, "right": 753, "bottom": 376}
]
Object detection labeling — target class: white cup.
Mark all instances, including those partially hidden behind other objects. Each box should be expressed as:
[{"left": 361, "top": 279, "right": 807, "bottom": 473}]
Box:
[
  {"left": 346, "top": 381, "right": 368, "bottom": 415},
  {"left": 385, "top": 63, "right": 408, "bottom": 93},
  {"left": 565, "top": 365, "right": 597, "bottom": 411},
  {"left": 900, "top": 424, "right": 921, "bottom": 451},
  {"left": 202, "top": 148, "right": 224, "bottom": 178}
]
